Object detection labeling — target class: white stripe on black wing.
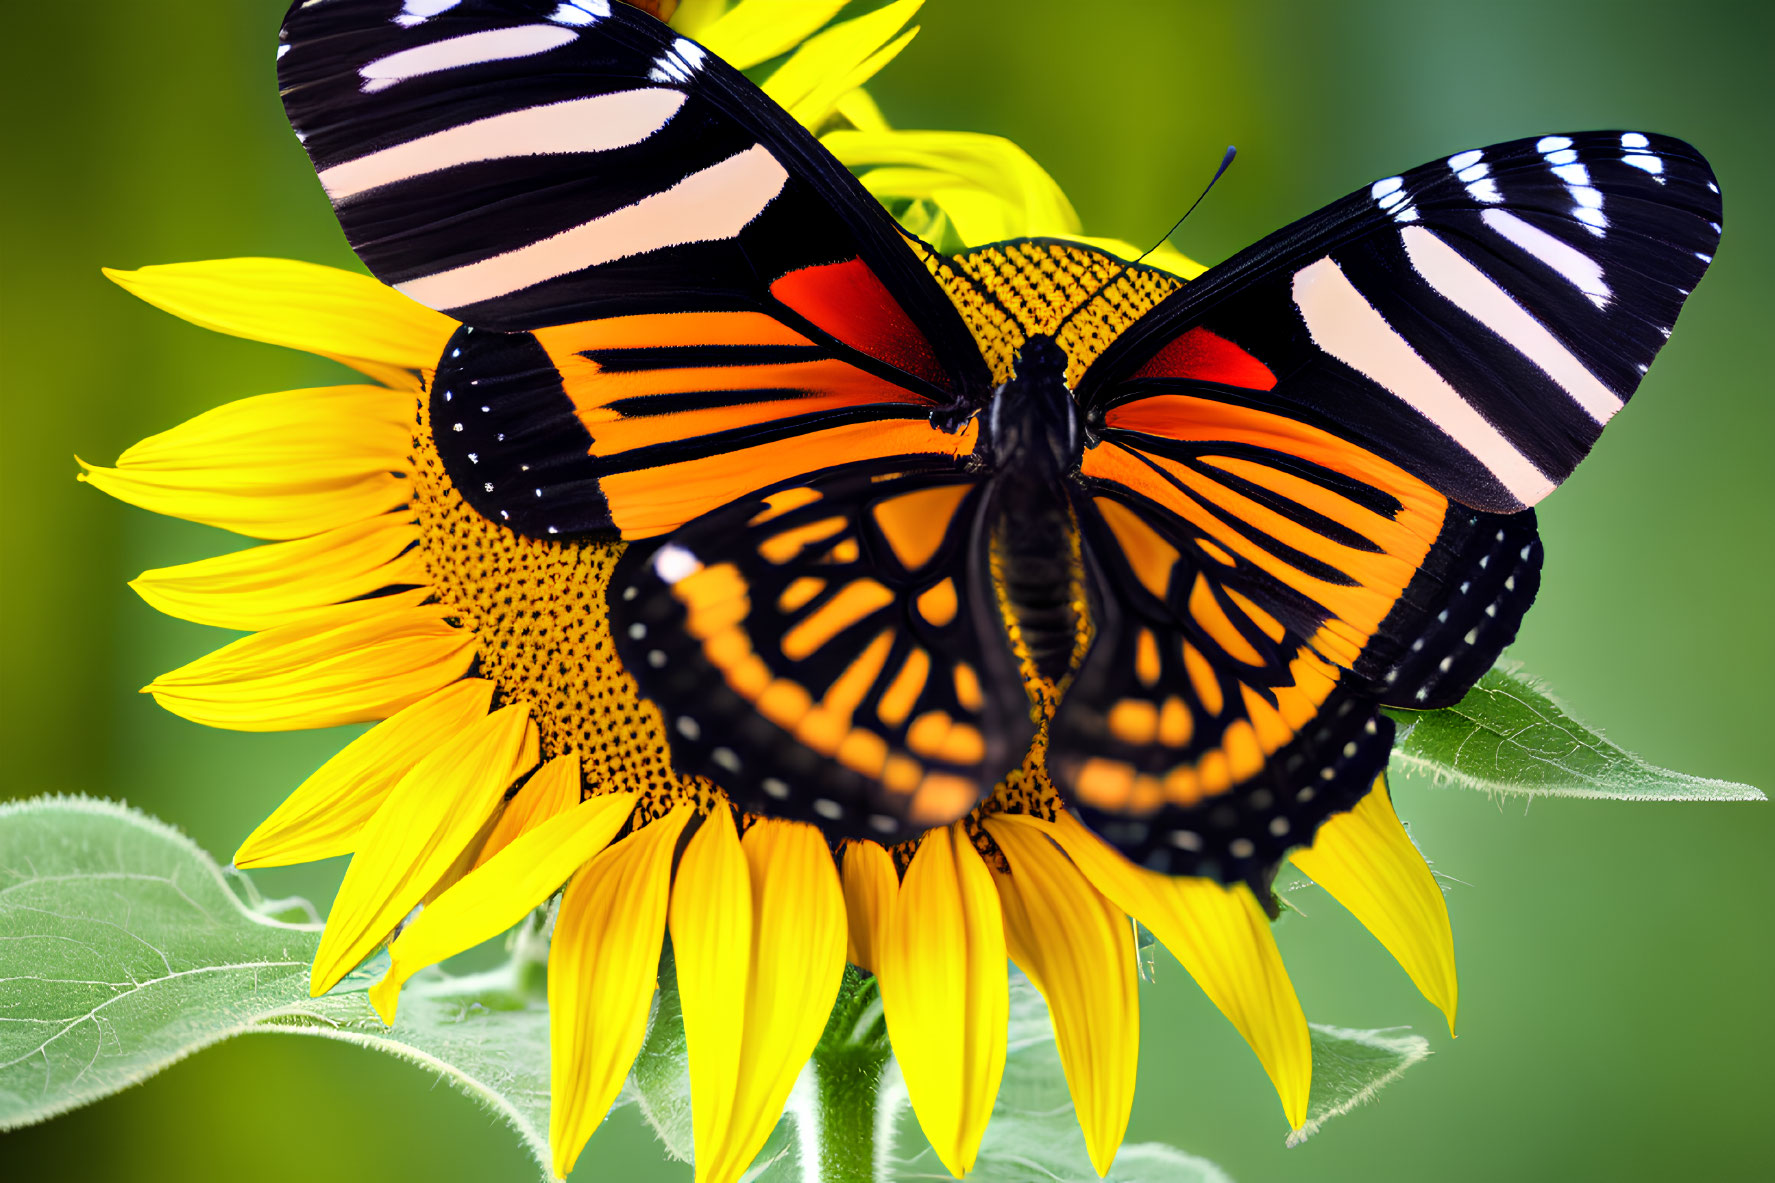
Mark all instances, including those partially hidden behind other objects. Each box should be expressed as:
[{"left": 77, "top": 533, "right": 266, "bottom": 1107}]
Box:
[
  {"left": 1084, "top": 131, "right": 1722, "bottom": 514},
  {"left": 274, "top": 0, "right": 987, "bottom": 391}
]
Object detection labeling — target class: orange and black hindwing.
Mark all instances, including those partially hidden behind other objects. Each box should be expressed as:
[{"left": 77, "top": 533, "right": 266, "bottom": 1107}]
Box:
[
  {"left": 277, "top": 0, "right": 1721, "bottom": 884},
  {"left": 612, "top": 462, "right": 1034, "bottom": 843}
]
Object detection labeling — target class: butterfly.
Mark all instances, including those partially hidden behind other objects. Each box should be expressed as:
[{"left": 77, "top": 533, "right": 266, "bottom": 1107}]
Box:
[{"left": 277, "top": 0, "right": 1721, "bottom": 885}]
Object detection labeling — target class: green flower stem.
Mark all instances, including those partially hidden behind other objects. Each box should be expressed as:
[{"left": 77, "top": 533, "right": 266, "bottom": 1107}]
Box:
[{"left": 803, "top": 970, "right": 895, "bottom": 1183}]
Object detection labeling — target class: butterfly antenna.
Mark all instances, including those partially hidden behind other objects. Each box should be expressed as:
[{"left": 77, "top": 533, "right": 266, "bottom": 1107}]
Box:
[
  {"left": 1050, "top": 145, "right": 1238, "bottom": 343},
  {"left": 1134, "top": 144, "right": 1238, "bottom": 266}
]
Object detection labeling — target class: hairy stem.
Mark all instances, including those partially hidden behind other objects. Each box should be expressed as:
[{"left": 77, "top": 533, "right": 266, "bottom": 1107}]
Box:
[{"left": 801, "top": 970, "right": 894, "bottom": 1182}]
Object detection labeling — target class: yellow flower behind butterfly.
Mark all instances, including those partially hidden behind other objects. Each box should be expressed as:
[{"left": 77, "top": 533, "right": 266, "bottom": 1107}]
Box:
[{"left": 81, "top": 2, "right": 1457, "bottom": 1180}]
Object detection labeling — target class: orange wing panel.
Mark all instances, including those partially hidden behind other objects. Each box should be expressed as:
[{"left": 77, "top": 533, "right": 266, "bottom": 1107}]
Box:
[
  {"left": 602, "top": 419, "right": 980, "bottom": 539},
  {"left": 1085, "top": 396, "right": 1447, "bottom": 666}
]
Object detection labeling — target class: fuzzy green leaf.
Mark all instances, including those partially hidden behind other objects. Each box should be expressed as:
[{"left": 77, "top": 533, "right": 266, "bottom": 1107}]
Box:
[
  {"left": 1287, "top": 1024, "right": 1432, "bottom": 1147},
  {"left": 1388, "top": 663, "right": 1763, "bottom": 801},
  {"left": 0, "top": 796, "right": 555, "bottom": 1173}
]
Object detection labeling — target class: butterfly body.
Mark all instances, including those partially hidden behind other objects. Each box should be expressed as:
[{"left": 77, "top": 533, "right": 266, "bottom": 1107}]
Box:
[
  {"left": 278, "top": 0, "right": 1721, "bottom": 884},
  {"left": 979, "top": 334, "right": 1089, "bottom": 683}
]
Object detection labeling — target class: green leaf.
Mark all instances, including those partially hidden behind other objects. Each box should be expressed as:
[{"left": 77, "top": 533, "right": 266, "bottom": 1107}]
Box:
[
  {"left": 0, "top": 796, "right": 556, "bottom": 1175},
  {"left": 1287, "top": 1024, "right": 1431, "bottom": 1147},
  {"left": 1388, "top": 663, "right": 1764, "bottom": 801}
]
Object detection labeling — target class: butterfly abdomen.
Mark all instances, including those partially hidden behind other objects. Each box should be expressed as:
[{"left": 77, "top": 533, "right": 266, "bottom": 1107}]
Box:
[{"left": 990, "top": 489, "right": 1085, "bottom": 684}]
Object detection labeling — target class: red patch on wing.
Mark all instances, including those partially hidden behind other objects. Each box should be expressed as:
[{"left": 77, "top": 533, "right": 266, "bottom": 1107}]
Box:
[
  {"left": 770, "top": 258, "right": 947, "bottom": 390},
  {"left": 1131, "top": 326, "right": 1277, "bottom": 390}
]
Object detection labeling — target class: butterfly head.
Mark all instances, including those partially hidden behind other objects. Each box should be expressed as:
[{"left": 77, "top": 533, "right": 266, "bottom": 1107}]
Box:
[{"left": 984, "top": 334, "right": 1084, "bottom": 480}]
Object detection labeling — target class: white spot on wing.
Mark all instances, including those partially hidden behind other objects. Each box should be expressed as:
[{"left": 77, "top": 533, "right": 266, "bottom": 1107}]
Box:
[
  {"left": 1540, "top": 135, "right": 1608, "bottom": 234},
  {"left": 395, "top": 0, "right": 462, "bottom": 27},
  {"left": 1371, "top": 175, "right": 1418, "bottom": 222},
  {"left": 1447, "top": 147, "right": 1503, "bottom": 203},
  {"left": 549, "top": 0, "right": 610, "bottom": 25},
  {"left": 653, "top": 543, "right": 703, "bottom": 584},
  {"left": 648, "top": 37, "right": 707, "bottom": 84}
]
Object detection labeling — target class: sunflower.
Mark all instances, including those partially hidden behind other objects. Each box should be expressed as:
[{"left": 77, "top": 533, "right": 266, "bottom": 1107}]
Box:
[{"left": 81, "top": 3, "right": 1457, "bottom": 1180}]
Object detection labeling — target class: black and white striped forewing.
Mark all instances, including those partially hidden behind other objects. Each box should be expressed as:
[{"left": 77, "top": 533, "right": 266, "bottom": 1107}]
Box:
[
  {"left": 1084, "top": 131, "right": 1722, "bottom": 513},
  {"left": 275, "top": 0, "right": 987, "bottom": 391}
]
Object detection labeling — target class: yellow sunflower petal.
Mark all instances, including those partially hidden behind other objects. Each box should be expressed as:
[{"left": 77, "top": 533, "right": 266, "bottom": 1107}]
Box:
[
  {"left": 668, "top": 0, "right": 729, "bottom": 37},
  {"left": 719, "top": 818, "right": 846, "bottom": 1183},
  {"left": 876, "top": 823, "right": 1007, "bottom": 1177},
  {"left": 109, "top": 386, "right": 410, "bottom": 478},
  {"left": 310, "top": 703, "right": 538, "bottom": 994},
  {"left": 787, "top": 25, "right": 918, "bottom": 131},
  {"left": 802, "top": 23, "right": 923, "bottom": 130},
  {"left": 690, "top": 0, "right": 848, "bottom": 69},
  {"left": 78, "top": 385, "right": 412, "bottom": 540},
  {"left": 421, "top": 792, "right": 518, "bottom": 908},
  {"left": 1039, "top": 810, "right": 1311, "bottom": 1131},
  {"left": 669, "top": 808, "right": 753, "bottom": 1183},
  {"left": 130, "top": 513, "right": 424, "bottom": 632},
  {"left": 369, "top": 788, "right": 637, "bottom": 1023},
  {"left": 550, "top": 806, "right": 694, "bottom": 1179},
  {"left": 825, "top": 128, "right": 1081, "bottom": 244},
  {"left": 760, "top": 0, "right": 921, "bottom": 129},
  {"left": 234, "top": 678, "right": 496, "bottom": 869},
  {"left": 143, "top": 592, "right": 476, "bottom": 731},
  {"left": 1290, "top": 776, "right": 1458, "bottom": 1033},
  {"left": 985, "top": 817, "right": 1139, "bottom": 1177},
  {"left": 103, "top": 258, "right": 456, "bottom": 390},
  {"left": 840, "top": 838, "right": 898, "bottom": 974},
  {"left": 473, "top": 752, "right": 587, "bottom": 870},
  {"left": 833, "top": 88, "right": 890, "bottom": 133},
  {"left": 670, "top": 813, "right": 848, "bottom": 1183}
]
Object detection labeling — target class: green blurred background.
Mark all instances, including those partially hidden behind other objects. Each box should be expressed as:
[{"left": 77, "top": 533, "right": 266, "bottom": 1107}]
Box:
[{"left": 4, "top": 1, "right": 1771, "bottom": 1179}]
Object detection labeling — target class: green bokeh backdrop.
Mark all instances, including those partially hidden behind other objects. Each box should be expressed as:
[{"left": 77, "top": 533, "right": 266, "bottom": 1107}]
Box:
[{"left": 3, "top": 1, "right": 1771, "bottom": 1180}]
